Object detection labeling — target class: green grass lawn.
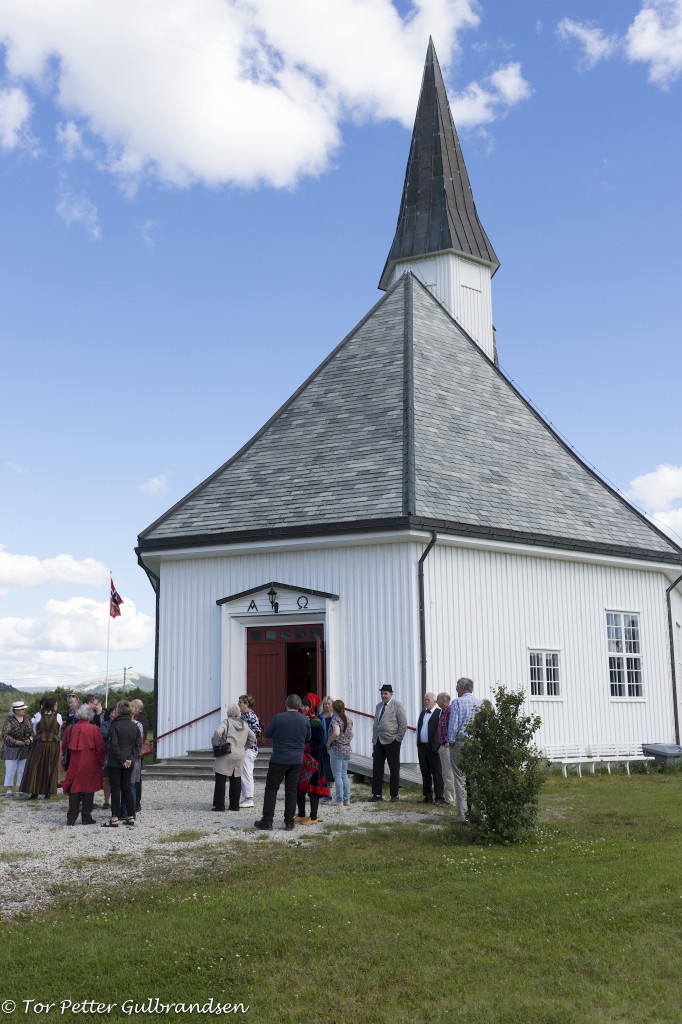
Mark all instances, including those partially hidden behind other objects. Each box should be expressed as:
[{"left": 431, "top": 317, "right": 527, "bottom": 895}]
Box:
[{"left": 2, "top": 772, "right": 681, "bottom": 1024}]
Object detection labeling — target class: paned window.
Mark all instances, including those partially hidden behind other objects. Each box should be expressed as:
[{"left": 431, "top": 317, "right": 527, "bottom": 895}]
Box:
[
  {"left": 606, "top": 612, "right": 643, "bottom": 697},
  {"left": 529, "top": 651, "right": 560, "bottom": 697}
]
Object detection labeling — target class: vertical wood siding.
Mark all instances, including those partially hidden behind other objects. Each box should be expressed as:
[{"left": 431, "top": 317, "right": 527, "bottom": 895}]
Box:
[
  {"left": 390, "top": 253, "right": 494, "bottom": 359},
  {"left": 423, "top": 544, "right": 678, "bottom": 749},
  {"left": 157, "top": 543, "right": 419, "bottom": 759},
  {"left": 155, "top": 537, "right": 679, "bottom": 760}
]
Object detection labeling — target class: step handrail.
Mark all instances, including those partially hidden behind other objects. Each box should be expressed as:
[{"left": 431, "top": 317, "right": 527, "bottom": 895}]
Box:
[
  {"left": 157, "top": 704, "right": 417, "bottom": 743},
  {"left": 345, "top": 706, "right": 417, "bottom": 733},
  {"left": 156, "top": 706, "right": 221, "bottom": 742}
]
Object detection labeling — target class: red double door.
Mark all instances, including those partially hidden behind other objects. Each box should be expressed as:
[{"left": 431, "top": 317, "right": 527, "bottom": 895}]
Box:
[{"left": 246, "top": 623, "right": 325, "bottom": 744}]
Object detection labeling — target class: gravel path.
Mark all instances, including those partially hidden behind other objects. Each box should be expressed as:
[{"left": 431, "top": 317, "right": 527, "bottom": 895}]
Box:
[{"left": 0, "top": 781, "right": 438, "bottom": 920}]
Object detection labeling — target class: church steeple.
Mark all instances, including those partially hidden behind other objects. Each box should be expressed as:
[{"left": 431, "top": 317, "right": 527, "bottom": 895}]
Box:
[{"left": 380, "top": 39, "right": 499, "bottom": 360}]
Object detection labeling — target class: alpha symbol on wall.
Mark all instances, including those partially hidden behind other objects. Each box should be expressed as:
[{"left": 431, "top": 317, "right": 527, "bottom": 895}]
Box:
[
  {"left": 247, "top": 600, "right": 258, "bottom": 612},
  {"left": 297, "top": 596, "right": 309, "bottom": 608}
]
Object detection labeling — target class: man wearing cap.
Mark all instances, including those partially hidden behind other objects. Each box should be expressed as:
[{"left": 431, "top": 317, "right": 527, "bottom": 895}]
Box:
[{"left": 370, "top": 684, "right": 407, "bottom": 801}]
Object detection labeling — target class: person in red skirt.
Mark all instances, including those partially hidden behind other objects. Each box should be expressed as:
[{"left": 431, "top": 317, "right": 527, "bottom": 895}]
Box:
[
  {"left": 294, "top": 693, "right": 330, "bottom": 825},
  {"left": 61, "top": 705, "right": 105, "bottom": 825}
]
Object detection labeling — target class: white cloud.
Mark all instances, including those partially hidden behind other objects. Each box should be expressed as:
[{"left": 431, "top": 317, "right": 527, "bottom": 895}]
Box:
[
  {"left": 56, "top": 184, "right": 102, "bottom": 239},
  {"left": 557, "top": 18, "right": 619, "bottom": 70},
  {"left": 0, "top": 547, "right": 109, "bottom": 591},
  {"left": 0, "top": 596, "right": 154, "bottom": 686},
  {"left": 0, "top": 596, "right": 153, "bottom": 653},
  {"left": 628, "top": 464, "right": 682, "bottom": 511},
  {"left": 557, "top": 2, "right": 682, "bottom": 86},
  {"left": 140, "top": 218, "right": 158, "bottom": 249},
  {"left": 627, "top": 464, "right": 682, "bottom": 543},
  {"left": 6, "top": 460, "right": 29, "bottom": 473},
  {"left": 139, "top": 473, "right": 171, "bottom": 496},
  {"left": 0, "top": 0, "right": 531, "bottom": 191},
  {"left": 0, "top": 649, "right": 104, "bottom": 689},
  {"left": 0, "top": 84, "right": 33, "bottom": 150},
  {"left": 450, "top": 62, "right": 533, "bottom": 127},
  {"left": 56, "top": 119, "right": 94, "bottom": 161},
  {"left": 626, "top": 0, "right": 682, "bottom": 86}
]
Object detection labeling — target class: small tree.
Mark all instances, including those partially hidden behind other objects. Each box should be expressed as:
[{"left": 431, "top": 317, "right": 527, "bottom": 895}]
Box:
[{"left": 458, "top": 685, "right": 546, "bottom": 844}]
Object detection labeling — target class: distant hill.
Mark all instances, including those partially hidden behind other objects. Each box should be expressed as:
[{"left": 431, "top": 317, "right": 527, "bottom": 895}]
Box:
[
  {"left": 0, "top": 683, "right": 35, "bottom": 714},
  {"left": 14, "top": 673, "right": 154, "bottom": 695}
]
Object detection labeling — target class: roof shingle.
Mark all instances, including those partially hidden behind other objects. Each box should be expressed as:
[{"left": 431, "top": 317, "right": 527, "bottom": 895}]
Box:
[{"left": 138, "top": 274, "right": 681, "bottom": 565}]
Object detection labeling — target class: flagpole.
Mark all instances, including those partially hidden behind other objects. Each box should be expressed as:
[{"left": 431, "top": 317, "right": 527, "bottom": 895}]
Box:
[
  {"left": 105, "top": 576, "right": 112, "bottom": 709},
  {"left": 106, "top": 576, "right": 124, "bottom": 709}
]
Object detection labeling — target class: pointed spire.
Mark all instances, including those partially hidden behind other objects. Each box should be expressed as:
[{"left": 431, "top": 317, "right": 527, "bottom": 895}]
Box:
[{"left": 379, "top": 38, "right": 499, "bottom": 290}]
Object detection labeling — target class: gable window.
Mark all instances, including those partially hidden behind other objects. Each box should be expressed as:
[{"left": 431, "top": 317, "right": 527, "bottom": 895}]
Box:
[
  {"left": 529, "top": 651, "right": 560, "bottom": 697},
  {"left": 606, "top": 612, "right": 643, "bottom": 698}
]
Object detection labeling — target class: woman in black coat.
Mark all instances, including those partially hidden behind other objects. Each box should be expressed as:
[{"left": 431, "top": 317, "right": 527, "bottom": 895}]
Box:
[{"left": 102, "top": 700, "right": 142, "bottom": 828}]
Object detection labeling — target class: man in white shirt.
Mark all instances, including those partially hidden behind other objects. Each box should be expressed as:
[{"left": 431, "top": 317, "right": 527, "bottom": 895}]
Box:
[{"left": 416, "top": 692, "right": 445, "bottom": 805}]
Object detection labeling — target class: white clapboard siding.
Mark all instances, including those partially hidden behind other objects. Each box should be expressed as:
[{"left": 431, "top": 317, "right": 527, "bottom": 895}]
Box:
[
  {"left": 389, "top": 252, "right": 494, "bottom": 359},
  {"left": 422, "top": 541, "right": 677, "bottom": 749},
  {"left": 154, "top": 532, "right": 680, "bottom": 761},
  {"left": 156, "top": 540, "right": 419, "bottom": 760}
]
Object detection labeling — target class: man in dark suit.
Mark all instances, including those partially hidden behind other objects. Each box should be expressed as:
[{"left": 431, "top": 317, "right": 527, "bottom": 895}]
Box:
[
  {"left": 255, "top": 694, "right": 311, "bottom": 831},
  {"left": 416, "top": 692, "right": 445, "bottom": 805}
]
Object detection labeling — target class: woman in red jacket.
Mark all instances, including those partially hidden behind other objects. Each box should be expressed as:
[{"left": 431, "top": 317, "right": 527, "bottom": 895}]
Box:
[{"left": 61, "top": 704, "right": 105, "bottom": 825}]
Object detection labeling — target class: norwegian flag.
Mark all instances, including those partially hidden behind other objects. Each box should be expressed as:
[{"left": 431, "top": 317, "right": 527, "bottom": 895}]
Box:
[{"left": 110, "top": 578, "right": 123, "bottom": 619}]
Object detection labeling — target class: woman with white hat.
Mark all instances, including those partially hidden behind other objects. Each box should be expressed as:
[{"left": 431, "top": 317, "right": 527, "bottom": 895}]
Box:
[{"left": 1, "top": 700, "right": 34, "bottom": 798}]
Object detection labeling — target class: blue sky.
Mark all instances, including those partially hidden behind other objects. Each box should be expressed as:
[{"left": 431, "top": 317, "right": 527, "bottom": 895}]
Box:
[{"left": 1, "top": 0, "right": 681, "bottom": 688}]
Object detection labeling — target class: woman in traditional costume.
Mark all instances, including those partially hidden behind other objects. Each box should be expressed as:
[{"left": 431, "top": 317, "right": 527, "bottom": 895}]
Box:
[{"left": 20, "top": 696, "right": 61, "bottom": 799}]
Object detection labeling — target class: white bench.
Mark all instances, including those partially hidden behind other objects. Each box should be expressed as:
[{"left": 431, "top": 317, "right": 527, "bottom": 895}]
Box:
[
  {"left": 589, "top": 745, "right": 655, "bottom": 776},
  {"left": 542, "top": 746, "right": 599, "bottom": 778}
]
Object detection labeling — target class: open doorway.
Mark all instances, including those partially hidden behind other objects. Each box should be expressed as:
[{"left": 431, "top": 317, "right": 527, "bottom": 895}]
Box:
[{"left": 246, "top": 623, "right": 325, "bottom": 743}]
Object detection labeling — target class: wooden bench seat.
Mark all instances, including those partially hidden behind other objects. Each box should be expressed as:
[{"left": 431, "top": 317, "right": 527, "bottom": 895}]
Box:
[
  {"left": 542, "top": 746, "right": 599, "bottom": 778},
  {"left": 589, "top": 745, "right": 655, "bottom": 776}
]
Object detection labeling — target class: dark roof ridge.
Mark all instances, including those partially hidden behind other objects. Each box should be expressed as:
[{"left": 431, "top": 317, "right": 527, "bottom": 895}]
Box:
[
  {"left": 402, "top": 274, "right": 416, "bottom": 515},
  {"left": 138, "top": 276, "right": 410, "bottom": 542},
  {"left": 408, "top": 275, "right": 682, "bottom": 558}
]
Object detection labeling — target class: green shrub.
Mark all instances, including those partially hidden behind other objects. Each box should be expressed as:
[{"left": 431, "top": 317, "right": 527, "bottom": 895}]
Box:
[{"left": 458, "top": 685, "right": 546, "bottom": 843}]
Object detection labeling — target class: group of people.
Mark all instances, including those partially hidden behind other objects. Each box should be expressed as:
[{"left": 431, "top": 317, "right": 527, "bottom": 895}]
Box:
[
  {"left": 4, "top": 680, "right": 481, "bottom": 832},
  {"left": 1, "top": 694, "right": 151, "bottom": 828},
  {"left": 370, "top": 678, "right": 481, "bottom": 823},
  {"left": 226, "top": 692, "right": 354, "bottom": 831}
]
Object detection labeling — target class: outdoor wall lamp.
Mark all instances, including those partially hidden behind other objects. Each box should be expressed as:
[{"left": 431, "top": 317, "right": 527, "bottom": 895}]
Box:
[{"left": 268, "top": 586, "right": 279, "bottom": 613}]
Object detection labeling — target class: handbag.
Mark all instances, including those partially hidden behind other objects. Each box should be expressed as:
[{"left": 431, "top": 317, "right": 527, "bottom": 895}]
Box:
[
  {"left": 212, "top": 740, "right": 232, "bottom": 758},
  {"left": 139, "top": 740, "right": 154, "bottom": 759}
]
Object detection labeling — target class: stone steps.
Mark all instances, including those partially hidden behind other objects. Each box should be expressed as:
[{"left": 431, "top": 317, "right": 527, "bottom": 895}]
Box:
[
  {"left": 142, "top": 748, "right": 421, "bottom": 789},
  {"left": 142, "top": 749, "right": 271, "bottom": 781}
]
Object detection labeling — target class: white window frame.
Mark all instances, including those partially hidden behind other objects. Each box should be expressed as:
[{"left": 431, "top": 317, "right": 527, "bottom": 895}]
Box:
[
  {"left": 606, "top": 610, "right": 644, "bottom": 700},
  {"left": 528, "top": 649, "right": 562, "bottom": 700}
]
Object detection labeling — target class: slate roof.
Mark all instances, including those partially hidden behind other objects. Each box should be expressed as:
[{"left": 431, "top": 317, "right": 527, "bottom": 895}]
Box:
[
  {"left": 138, "top": 274, "right": 681, "bottom": 565},
  {"left": 379, "top": 38, "right": 499, "bottom": 291}
]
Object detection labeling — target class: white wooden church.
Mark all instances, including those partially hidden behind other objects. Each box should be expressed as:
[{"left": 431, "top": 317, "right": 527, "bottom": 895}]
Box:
[{"left": 137, "top": 41, "right": 682, "bottom": 765}]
